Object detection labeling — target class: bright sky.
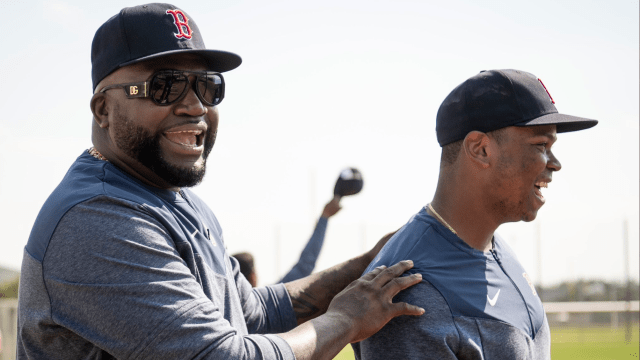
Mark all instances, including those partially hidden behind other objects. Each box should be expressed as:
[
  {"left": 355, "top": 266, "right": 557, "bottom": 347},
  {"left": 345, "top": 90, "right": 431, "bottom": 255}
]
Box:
[{"left": 0, "top": 0, "right": 637, "bottom": 287}]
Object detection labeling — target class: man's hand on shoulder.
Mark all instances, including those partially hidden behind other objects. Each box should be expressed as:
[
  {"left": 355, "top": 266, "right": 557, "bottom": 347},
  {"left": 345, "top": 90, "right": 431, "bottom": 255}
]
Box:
[
  {"left": 326, "top": 260, "right": 424, "bottom": 342},
  {"left": 279, "top": 260, "right": 424, "bottom": 360}
]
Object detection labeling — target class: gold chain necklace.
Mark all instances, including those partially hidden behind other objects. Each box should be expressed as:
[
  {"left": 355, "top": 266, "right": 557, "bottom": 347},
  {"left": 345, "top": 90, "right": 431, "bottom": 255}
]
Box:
[
  {"left": 426, "top": 203, "right": 458, "bottom": 235},
  {"left": 88, "top": 147, "right": 108, "bottom": 161}
]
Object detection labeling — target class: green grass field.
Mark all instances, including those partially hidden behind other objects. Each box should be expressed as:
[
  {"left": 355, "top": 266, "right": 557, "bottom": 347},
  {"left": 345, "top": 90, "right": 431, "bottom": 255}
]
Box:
[{"left": 334, "top": 326, "right": 639, "bottom": 359}]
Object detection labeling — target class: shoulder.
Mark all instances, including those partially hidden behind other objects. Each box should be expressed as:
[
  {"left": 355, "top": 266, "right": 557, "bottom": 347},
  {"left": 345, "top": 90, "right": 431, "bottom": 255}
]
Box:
[
  {"left": 45, "top": 195, "right": 173, "bottom": 260},
  {"left": 57, "top": 195, "right": 168, "bottom": 238},
  {"left": 41, "top": 195, "right": 187, "bottom": 286},
  {"left": 364, "top": 207, "right": 447, "bottom": 273},
  {"left": 395, "top": 280, "right": 455, "bottom": 320},
  {"left": 25, "top": 153, "right": 157, "bottom": 262},
  {"left": 355, "top": 280, "right": 459, "bottom": 358}
]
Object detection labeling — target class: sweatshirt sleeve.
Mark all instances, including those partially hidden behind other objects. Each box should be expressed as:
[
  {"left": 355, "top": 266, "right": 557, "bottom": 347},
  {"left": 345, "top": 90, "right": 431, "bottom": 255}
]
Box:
[
  {"left": 279, "top": 216, "right": 328, "bottom": 283},
  {"left": 42, "top": 196, "right": 295, "bottom": 360},
  {"left": 230, "top": 256, "right": 298, "bottom": 334}
]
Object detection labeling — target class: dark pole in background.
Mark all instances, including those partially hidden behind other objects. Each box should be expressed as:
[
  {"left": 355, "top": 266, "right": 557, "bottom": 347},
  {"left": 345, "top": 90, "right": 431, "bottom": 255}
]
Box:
[
  {"left": 623, "top": 218, "right": 631, "bottom": 343},
  {"left": 536, "top": 220, "right": 543, "bottom": 302}
]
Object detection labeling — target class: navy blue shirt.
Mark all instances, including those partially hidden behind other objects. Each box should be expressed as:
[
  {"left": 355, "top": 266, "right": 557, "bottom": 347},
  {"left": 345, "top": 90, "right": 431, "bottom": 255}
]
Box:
[
  {"left": 353, "top": 207, "right": 550, "bottom": 359},
  {"left": 18, "top": 151, "right": 298, "bottom": 360}
]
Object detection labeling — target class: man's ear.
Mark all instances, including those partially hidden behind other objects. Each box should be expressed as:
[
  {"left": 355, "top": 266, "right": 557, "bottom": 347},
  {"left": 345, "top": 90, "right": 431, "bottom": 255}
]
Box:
[
  {"left": 90, "top": 93, "right": 109, "bottom": 129},
  {"left": 463, "top": 131, "right": 491, "bottom": 169}
]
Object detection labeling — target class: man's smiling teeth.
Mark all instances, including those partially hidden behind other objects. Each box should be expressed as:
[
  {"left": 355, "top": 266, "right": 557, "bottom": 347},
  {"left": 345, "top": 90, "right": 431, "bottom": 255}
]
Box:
[
  {"left": 164, "top": 130, "right": 202, "bottom": 147},
  {"left": 535, "top": 181, "right": 548, "bottom": 188}
]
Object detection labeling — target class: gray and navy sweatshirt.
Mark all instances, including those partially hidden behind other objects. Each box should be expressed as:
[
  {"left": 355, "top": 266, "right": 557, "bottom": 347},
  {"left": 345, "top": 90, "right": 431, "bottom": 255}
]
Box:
[
  {"left": 352, "top": 207, "right": 550, "bottom": 360},
  {"left": 18, "top": 151, "right": 297, "bottom": 359}
]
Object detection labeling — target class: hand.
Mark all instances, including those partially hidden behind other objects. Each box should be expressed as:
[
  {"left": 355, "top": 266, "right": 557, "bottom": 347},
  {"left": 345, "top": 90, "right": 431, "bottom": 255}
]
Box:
[
  {"left": 325, "top": 260, "right": 424, "bottom": 343},
  {"left": 321, "top": 197, "right": 342, "bottom": 218}
]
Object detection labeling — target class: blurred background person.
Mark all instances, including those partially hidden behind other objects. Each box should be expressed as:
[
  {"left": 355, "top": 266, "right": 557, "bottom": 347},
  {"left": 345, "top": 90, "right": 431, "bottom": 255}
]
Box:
[
  {"left": 234, "top": 168, "right": 363, "bottom": 286},
  {"left": 234, "top": 197, "right": 341, "bottom": 287}
]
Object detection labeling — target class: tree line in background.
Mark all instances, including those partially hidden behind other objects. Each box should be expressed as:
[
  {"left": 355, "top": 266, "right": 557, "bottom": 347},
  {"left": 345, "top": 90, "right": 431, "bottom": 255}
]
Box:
[
  {"left": 537, "top": 279, "right": 639, "bottom": 302},
  {"left": 0, "top": 277, "right": 19, "bottom": 299}
]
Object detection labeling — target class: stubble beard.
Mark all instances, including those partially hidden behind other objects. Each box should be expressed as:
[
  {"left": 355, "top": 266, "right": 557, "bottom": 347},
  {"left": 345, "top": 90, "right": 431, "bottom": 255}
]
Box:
[
  {"left": 490, "top": 153, "right": 538, "bottom": 223},
  {"left": 112, "top": 111, "right": 216, "bottom": 188}
]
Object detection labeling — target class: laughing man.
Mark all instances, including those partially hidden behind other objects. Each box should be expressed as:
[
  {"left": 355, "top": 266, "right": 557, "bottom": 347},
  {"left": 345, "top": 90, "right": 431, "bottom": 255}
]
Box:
[{"left": 353, "top": 69, "right": 598, "bottom": 360}]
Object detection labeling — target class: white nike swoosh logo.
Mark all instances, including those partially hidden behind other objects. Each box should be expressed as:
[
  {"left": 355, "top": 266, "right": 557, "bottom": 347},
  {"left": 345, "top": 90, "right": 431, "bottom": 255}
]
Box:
[{"left": 487, "top": 289, "right": 501, "bottom": 306}]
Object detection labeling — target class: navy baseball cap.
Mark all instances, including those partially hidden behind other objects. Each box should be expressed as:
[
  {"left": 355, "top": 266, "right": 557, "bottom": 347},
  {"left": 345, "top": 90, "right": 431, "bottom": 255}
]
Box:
[
  {"left": 436, "top": 69, "right": 598, "bottom": 147},
  {"left": 334, "top": 168, "right": 364, "bottom": 197},
  {"left": 91, "top": 3, "right": 242, "bottom": 90}
]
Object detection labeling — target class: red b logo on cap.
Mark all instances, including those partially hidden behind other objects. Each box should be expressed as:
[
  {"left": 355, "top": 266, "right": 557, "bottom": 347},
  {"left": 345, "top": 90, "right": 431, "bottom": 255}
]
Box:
[{"left": 166, "top": 9, "right": 192, "bottom": 39}]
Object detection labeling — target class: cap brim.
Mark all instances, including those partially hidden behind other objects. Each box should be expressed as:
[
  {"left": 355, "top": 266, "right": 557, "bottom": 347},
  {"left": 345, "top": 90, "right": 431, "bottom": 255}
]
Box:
[
  {"left": 120, "top": 49, "right": 242, "bottom": 73},
  {"left": 516, "top": 112, "right": 598, "bottom": 133}
]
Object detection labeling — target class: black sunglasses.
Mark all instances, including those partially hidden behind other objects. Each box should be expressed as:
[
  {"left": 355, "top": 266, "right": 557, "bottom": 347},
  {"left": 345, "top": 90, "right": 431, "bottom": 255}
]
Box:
[{"left": 100, "top": 70, "right": 225, "bottom": 106}]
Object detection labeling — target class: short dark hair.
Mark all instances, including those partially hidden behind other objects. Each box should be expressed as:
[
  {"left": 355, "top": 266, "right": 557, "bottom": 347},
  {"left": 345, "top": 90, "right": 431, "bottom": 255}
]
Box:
[
  {"left": 441, "top": 139, "right": 463, "bottom": 166},
  {"left": 232, "top": 252, "right": 255, "bottom": 280},
  {"left": 440, "top": 127, "right": 509, "bottom": 166}
]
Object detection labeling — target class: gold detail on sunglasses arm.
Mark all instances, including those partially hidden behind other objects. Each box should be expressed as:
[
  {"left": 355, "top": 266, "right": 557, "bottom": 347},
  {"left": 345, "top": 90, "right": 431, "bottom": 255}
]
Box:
[{"left": 122, "top": 83, "right": 147, "bottom": 97}]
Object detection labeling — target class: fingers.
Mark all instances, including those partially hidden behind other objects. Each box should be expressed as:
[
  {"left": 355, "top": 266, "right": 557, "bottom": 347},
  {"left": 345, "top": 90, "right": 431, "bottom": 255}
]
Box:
[
  {"left": 326, "top": 260, "right": 424, "bottom": 343},
  {"left": 389, "top": 300, "right": 426, "bottom": 317},
  {"left": 360, "top": 265, "right": 387, "bottom": 281},
  {"left": 369, "top": 260, "right": 414, "bottom": 287},
  {"left": 361, "top": 260, "right": 422, "bottom": 300},
  {"left": 383, "top": 272, "right": 423, "bottom": 298},
  {"left": 377, "top": 268, "right": 425, "bottom": 317}
]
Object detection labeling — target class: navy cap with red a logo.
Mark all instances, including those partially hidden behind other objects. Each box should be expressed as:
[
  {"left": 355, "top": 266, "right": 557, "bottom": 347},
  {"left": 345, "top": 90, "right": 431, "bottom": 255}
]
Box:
[{"left": 91, "top": 3, "right": 241, "bottom": 90}]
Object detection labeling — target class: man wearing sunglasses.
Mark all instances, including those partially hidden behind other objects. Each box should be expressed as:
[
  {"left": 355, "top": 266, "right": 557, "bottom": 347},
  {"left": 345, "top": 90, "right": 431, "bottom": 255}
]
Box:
[{"left": 17, "top": 4, "right": 424, "bottom": 360}]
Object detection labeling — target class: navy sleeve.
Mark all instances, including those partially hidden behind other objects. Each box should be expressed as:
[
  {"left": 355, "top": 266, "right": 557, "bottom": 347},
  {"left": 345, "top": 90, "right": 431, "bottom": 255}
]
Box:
[
  {"left": 230, "top": 256, "right": 298, "bottom": 334},
  {"left": 279, "top": 217, "right": 328, "bottom": 283}
]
